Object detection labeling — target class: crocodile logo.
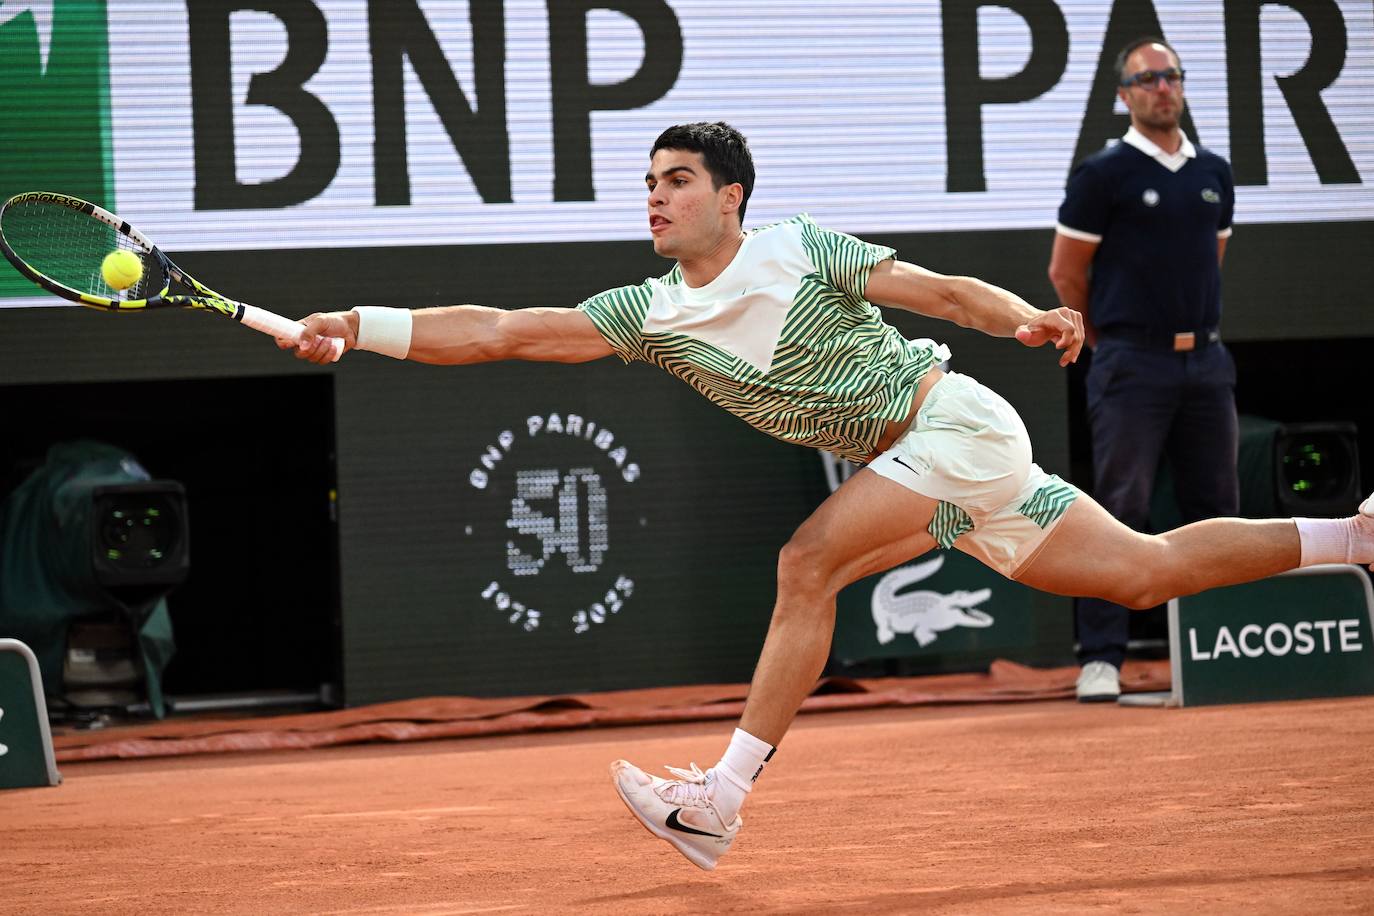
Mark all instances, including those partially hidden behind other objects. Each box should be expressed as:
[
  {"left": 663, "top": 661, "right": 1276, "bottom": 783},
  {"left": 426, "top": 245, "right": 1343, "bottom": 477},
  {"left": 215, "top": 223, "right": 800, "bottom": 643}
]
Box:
[{"left": 871, "top": 555, "right": 994, "bottom": 646}]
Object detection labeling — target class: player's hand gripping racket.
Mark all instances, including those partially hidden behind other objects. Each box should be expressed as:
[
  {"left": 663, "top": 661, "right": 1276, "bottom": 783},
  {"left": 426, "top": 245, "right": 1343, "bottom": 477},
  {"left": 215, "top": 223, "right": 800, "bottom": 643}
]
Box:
[{"left": 0, "top": 191, "right": 343, "bottom": 361}]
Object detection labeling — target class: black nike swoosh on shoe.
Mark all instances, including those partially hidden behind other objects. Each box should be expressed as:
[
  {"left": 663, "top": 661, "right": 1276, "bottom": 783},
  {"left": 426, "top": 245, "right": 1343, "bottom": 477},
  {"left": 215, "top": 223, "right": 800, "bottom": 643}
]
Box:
[{"left": 666, "top": 808, "right": 723, "bottom": 838}]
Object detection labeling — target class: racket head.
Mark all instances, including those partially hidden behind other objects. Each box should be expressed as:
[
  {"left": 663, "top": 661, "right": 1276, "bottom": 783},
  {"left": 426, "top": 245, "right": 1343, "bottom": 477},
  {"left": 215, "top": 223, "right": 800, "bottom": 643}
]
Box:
[
  {"left": 0, "top": 190, "right": 342, "bottom": 360},
  {"left": 0, "top": 191, "right": 172, "bottom": 310}
]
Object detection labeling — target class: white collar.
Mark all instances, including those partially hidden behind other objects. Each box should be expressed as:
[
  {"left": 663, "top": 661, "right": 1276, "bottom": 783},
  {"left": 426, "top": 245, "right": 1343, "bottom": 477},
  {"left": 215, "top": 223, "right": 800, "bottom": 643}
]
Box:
[{"left": 1121, "top": 126, "right": 1196, "bottom": 173}]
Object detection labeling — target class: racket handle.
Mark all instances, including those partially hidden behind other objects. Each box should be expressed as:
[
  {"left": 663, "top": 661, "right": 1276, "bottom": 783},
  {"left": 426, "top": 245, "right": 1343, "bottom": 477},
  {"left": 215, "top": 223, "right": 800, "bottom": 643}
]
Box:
[{"left": 238, "top": 304, "right": 345, "bottom": 363}]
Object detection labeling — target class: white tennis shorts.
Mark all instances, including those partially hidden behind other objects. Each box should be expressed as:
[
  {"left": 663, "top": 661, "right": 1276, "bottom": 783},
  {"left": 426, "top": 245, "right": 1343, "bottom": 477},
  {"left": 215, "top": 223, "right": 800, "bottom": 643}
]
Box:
[{"left": 867, "top": 371, "right": 1080, "bottom": 577}]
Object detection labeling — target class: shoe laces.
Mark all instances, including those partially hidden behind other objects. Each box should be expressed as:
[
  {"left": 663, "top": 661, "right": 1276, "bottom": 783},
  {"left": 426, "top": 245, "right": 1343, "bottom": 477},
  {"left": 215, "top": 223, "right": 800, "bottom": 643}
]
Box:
[{"left": 656, "top": 762, "right": 713, "bottom": 808}]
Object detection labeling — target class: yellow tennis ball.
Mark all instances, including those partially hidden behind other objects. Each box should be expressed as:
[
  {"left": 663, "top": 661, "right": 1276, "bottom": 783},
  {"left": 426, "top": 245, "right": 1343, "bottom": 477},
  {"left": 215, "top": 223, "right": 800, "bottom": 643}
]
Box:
[{"left": 101, "top": 249, "right": 143, "bottom": 290}]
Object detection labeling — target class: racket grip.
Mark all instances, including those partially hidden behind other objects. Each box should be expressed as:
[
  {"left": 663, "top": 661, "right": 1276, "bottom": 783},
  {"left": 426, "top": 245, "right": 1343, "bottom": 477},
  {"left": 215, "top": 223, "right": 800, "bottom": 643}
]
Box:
[{"left": 239, "top": 304, "right": 345, "bottom": 363}]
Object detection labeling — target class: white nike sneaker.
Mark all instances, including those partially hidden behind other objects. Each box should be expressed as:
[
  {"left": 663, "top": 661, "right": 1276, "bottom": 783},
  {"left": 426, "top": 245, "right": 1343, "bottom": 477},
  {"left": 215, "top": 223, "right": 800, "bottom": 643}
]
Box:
[
  {"left": 610, "top": 760, "right": 741, "bottom": 871},
  {"left": 1076, "top": 661, "right": 1121, "bottom": 703}
]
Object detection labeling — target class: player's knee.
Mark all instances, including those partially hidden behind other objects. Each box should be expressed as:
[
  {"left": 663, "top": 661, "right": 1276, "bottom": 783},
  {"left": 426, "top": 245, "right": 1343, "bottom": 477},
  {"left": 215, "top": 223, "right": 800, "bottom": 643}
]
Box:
[
  {"left": 1108, "top": 584, "right": 1164, "bottom": 610},
  {"left": 1099, "top": 558, "right": 1176, "bottom": 608},
  {"left": 1081, "top": 534, "right": 1179, "bottom": 608},
  {"left": 776, "top": 536, "right": 835, "bottom": 601}
]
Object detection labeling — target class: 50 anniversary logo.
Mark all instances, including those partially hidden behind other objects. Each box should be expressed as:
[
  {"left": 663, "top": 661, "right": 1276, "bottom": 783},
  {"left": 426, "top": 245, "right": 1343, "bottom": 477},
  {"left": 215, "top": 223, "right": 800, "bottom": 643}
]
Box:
[{"left": 467, "top": 410, "right": 643, "bottom": 636}]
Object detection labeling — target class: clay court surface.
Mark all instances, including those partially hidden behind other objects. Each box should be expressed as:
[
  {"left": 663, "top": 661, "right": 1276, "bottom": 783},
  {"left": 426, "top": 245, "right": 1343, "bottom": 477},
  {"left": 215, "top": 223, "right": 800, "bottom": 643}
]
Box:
[{"left": 6, "top": 696, "right": 1374, "bottom": 915}]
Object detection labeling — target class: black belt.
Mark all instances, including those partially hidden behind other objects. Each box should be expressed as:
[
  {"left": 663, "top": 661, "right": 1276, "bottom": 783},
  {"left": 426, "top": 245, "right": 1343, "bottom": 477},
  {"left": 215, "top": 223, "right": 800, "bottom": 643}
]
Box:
[{"left": 1097, "top": 327, "right": 1221, "bottom": 352}]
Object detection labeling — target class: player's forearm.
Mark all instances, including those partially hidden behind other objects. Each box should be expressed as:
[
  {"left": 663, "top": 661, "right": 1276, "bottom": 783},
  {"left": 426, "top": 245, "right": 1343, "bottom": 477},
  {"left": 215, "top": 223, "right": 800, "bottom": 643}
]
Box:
[
  {"left": 945, "top": 276, "right": 1045, "bottom": 338},
  {"left": 349, "top": 304, "right": 611, "bottom": 365},
  {"left": 342, "top": 304, "right": 510, "bottom": 364},
  {"left": 406, "top": 305, "right": 512, "bottom": 365}
]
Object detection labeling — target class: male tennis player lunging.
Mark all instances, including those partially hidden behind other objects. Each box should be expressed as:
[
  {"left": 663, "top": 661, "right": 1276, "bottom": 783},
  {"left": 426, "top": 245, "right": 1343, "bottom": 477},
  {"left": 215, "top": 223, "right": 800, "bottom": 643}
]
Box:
[{"left": 285, "top": 122, "right": 1374, "bottom": 871}]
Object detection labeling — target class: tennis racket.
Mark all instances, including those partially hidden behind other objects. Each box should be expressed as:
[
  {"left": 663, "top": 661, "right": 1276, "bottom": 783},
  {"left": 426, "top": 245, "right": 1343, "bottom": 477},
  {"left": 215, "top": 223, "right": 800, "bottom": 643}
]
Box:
[{"left": 0, "top": 191, "right": 343, "bottom": 361}]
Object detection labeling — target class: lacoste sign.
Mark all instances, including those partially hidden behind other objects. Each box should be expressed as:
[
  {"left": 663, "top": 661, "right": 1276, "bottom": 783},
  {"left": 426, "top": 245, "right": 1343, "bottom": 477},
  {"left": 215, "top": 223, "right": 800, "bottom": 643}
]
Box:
[{"left": 1167, "top": 565, "right": 1374, "bottom": 706}]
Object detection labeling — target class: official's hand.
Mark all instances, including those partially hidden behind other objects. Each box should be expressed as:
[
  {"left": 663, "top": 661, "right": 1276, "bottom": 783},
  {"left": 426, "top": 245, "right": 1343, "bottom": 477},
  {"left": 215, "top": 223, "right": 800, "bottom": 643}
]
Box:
[
  {"left": 277, "top": 311, "right": 359, "bottom": 365},
  {"left": 1014, "top": 307, "right": 1084, "bottom": 367}
]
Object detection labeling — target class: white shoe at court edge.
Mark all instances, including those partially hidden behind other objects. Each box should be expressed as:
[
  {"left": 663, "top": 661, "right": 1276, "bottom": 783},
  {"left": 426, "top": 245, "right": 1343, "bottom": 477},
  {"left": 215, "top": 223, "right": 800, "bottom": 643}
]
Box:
[
  {"left": 1076, "top": 661, "right": 1121, "bottom": 702},
  {"left": 610, "top": 760, "right": 741, "bottom": 871}
]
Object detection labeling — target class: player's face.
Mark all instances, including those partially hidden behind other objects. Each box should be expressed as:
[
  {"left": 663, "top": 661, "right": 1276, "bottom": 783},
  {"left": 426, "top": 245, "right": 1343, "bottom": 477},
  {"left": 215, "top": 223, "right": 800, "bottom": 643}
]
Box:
[
  {"left": 645, "top": 149, "right": 739, "bottom": 259},
  {"left": 1118, "top": 44, "right": 1185, "bottom": 133}
]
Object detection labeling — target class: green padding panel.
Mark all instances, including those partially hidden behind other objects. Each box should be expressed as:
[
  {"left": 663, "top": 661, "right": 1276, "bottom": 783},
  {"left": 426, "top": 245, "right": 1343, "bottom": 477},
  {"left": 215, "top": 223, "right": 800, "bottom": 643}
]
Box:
[
  {"left": 833, "top": 548, "right": 1071, "bottom": 672},
  {"left": 1169, "top": 565, "right": 1374, "bottom": 707},
  {"left": 0, "top": 640, "right": 61, "bottom": 789}
]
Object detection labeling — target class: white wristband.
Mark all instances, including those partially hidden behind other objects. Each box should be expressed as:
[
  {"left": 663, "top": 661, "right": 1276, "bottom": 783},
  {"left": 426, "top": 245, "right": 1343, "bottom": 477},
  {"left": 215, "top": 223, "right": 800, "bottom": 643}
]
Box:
[{"left": 352, "top": 306, "right": 412, "bottom": 360}]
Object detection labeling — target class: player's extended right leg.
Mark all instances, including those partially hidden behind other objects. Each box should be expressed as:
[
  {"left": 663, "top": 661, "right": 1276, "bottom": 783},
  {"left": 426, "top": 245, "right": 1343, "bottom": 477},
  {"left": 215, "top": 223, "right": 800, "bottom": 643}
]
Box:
[{"left": 610, "top": 760, "right": 741, "bottom": 870}]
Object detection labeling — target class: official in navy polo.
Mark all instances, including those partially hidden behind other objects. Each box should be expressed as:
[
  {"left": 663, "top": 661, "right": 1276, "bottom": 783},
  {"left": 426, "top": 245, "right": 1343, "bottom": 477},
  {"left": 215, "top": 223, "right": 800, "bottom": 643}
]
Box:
[{"left": 1049, "top": 36, "right": 1239, "bottom": 703}]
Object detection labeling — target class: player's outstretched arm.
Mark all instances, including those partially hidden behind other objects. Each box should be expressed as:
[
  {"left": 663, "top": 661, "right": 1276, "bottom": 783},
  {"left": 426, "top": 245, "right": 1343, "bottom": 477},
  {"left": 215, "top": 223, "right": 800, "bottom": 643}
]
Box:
[
  {"left": 284, "top": 305, "right": 614, "bottom": 366},
  {"left": 407, "top": 305, "right": 614, "bottom": 365},
  {"left": 865, "top": 259, "right": 1084, "bottom": 366}
]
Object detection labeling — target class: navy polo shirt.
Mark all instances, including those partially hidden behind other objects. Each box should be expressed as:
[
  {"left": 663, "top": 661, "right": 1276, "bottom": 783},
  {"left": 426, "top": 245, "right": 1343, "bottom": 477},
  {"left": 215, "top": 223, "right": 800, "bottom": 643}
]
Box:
[{"left": 1056, "top": 129, "right": 1234, "bottom": 339}]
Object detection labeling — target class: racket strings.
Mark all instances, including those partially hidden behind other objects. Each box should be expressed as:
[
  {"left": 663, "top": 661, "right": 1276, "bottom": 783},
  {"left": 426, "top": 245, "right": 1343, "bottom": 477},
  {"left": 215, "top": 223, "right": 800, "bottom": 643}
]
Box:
[{"left": 2, "top": 199, "right": 164, "bottom": 300}]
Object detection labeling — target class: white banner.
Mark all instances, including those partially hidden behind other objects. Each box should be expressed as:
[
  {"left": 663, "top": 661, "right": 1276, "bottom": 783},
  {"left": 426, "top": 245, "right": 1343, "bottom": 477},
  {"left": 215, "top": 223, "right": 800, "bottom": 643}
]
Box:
[{"left": 4, "top": 0, "right": 1372, "bottom": 257}]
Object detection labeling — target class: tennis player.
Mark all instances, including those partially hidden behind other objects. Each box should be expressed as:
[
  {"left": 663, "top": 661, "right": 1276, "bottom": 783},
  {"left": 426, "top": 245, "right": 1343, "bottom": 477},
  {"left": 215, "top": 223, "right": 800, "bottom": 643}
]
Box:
[{"left": 284, "top": 122, "right": 1374, "bottom": 871}]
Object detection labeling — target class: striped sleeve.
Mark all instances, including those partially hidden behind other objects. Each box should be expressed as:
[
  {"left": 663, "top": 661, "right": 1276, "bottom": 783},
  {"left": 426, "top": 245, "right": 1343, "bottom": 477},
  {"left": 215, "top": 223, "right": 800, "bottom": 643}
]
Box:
[
  {"left": 796, "top": 215, "right": 895, "bottom": 301},
  {"left": 576, "top": 282, "right": 655, "bottom": 364}
]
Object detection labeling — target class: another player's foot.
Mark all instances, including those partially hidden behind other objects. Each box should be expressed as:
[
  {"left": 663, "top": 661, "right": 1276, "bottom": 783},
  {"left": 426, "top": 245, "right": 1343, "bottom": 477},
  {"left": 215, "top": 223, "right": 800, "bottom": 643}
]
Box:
[
  {"left": 610, "top": 760, "right": 740, "bottom": 871},
  {"left": 1076, "top": 661, "right": 1121, "bottom": 703}
]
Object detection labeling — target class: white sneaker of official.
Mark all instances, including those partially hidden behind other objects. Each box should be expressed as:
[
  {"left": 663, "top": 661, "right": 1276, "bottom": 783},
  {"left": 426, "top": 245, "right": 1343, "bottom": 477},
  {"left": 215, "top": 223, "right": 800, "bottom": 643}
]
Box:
[{"left": 1076, "top": 661, "right": 1121, "bottom": 703}]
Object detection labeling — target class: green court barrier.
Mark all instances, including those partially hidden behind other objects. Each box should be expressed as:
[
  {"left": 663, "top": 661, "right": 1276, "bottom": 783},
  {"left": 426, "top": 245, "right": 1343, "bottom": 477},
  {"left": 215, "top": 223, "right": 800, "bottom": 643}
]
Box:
[
  {"left": 0, "top": 638, "right": 62, "bottom": 789},
  {"left": 833, "top": 548, "right": 1071, "bottom": 673},
  {"left": 1166, "top": 565, "right": 1374, "bottom": 707}
]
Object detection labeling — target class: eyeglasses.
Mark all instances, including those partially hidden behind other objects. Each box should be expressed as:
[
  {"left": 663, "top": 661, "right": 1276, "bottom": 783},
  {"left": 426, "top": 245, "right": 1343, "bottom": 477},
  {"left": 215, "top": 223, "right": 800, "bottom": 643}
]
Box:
[{"left": 1120, "top": 67, "right": 1185, "bottom": 89}]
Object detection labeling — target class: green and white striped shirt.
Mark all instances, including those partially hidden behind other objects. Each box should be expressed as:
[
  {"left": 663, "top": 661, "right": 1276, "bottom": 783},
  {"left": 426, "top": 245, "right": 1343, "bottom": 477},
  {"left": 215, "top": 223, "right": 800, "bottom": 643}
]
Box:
[{"left": 578, "top": 214, "right": 949, "bottom": 463}]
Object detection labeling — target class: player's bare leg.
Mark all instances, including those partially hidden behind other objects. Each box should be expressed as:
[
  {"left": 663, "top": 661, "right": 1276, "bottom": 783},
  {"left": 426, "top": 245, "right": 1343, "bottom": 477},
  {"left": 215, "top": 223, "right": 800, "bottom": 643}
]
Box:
[
  {"left": 613, "top": 474, "right": 1374, "bottom": 869},
  {"left": 611, "top": 468, "right": 939, "bottom": 869},
  {"left": 737, "top": 468, "right": 941, "bottom": 744},
  {"left": 1013, "top": 495, "right": 1300, "bottom": 607},
  {"left": 1014, "top": 490, "right": 1374, "bottom": 605}
]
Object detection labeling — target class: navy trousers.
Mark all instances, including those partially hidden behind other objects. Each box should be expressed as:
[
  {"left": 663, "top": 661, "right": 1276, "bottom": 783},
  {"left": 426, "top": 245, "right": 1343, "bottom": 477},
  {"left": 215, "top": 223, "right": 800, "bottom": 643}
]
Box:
[{"left": 1077, "top": 338, "right": 1240, "bottom": 668}]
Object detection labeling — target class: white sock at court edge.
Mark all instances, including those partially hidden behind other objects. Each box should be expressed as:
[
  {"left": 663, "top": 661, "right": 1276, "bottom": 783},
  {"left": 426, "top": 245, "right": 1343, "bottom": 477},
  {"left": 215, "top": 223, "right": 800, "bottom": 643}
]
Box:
[{"left": 709, "top": 728, "right": 776, "bottom": 822}]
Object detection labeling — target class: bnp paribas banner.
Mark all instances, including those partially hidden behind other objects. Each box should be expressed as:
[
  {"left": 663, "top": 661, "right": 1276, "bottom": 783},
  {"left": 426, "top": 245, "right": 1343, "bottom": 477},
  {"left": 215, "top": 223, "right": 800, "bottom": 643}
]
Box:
[{"left": 2, "top": 0, "right": 1372, "bottom": 305}]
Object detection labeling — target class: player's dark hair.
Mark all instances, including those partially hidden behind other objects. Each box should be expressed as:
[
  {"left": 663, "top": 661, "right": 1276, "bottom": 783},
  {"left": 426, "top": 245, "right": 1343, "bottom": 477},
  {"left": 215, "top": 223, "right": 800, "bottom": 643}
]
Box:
[
  {"left": 1114, "top": 36, "right": 1182, "bottom": 81},
  {"left": 651, "top": 122, "right": 756, "bottom": 224}
]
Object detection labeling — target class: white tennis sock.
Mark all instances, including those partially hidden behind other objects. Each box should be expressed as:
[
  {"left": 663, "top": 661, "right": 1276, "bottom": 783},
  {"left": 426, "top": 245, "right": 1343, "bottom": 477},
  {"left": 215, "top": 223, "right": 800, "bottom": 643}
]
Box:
[
  {"left": 1295, "top": 513, "right": 1374, "bottom": 567},
  {"left": 709, "top": 728, "right": 775, "bottom": 823}
]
